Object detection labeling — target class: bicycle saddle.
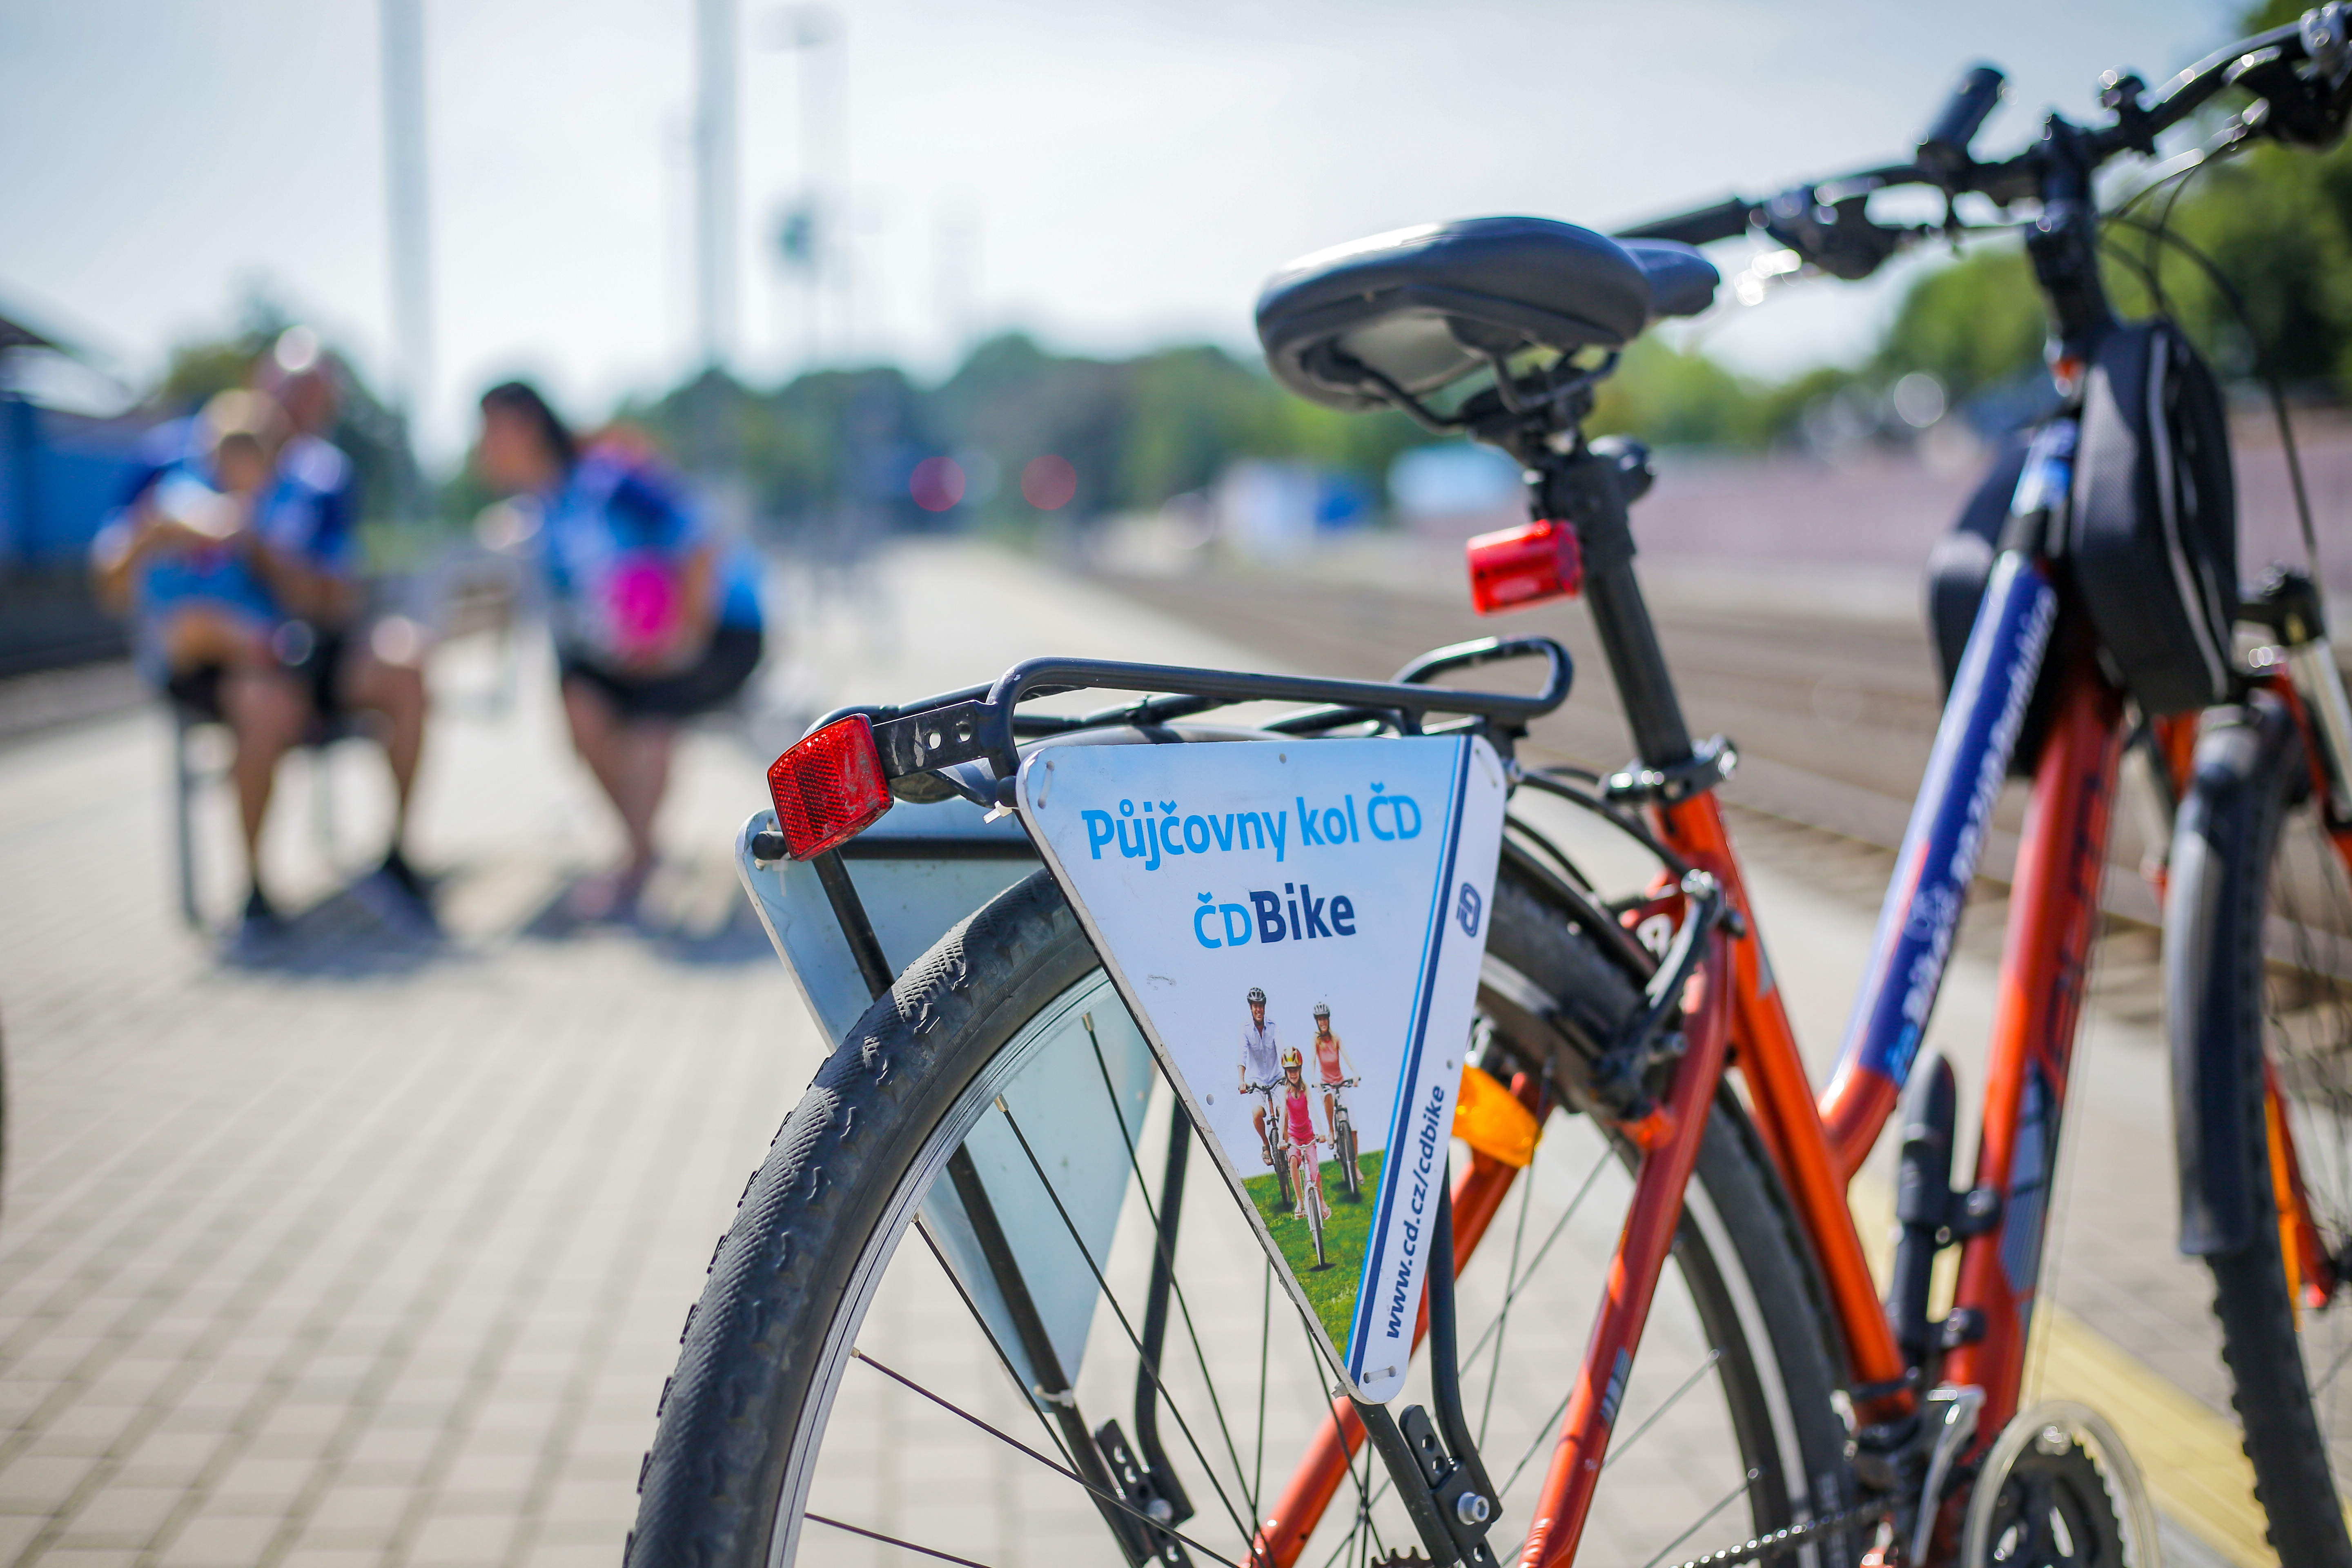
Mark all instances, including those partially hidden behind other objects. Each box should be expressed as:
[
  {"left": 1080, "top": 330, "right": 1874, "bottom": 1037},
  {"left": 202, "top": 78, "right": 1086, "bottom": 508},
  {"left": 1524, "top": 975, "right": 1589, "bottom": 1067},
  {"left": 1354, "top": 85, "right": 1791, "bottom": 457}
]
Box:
[{"left": 1255, "top": 217, "right": 1717, "bottom": 412}]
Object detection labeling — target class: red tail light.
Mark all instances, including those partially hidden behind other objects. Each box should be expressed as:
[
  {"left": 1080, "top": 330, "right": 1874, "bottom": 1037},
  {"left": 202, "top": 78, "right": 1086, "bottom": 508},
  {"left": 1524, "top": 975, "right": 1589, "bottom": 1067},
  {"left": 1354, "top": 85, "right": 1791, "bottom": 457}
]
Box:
[
  {"left": 1466, "top": 517, "right": 1582, "bottom": 615},
  {"left": 767, "top": 715, "right": 893, "bottom": 859}
]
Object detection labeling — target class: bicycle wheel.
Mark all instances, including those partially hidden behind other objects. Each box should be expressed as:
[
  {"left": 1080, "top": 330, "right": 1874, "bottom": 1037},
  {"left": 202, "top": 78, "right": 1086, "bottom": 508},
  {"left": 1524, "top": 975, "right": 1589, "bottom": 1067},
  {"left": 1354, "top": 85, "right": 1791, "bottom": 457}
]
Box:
[
  {"left": 2167, "top": 692, "right": 2352, "bottom": 1566},
  {"left": 1341, "top": 1119, "right": 1362, "bottom": 1201},
  {"left": 1304, "top": 1163, "right": 1328, "bottom": 1271},
  {"left": 628, "top": 857, "right": 1860, "bottom": 1568}
]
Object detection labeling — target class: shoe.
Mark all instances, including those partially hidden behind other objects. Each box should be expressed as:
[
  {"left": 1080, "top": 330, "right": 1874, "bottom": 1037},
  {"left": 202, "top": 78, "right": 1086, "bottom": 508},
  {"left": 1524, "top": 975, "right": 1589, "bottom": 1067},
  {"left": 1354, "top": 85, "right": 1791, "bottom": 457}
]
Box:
[
  {"left": 355, "top": 847, "right": 441, "bottom": 938},
  {"left": 227, "top": 886, "right": 285, "bottom": 959},
  {"left": 379, "top": 845, "right": 429, "bottom": 903}
]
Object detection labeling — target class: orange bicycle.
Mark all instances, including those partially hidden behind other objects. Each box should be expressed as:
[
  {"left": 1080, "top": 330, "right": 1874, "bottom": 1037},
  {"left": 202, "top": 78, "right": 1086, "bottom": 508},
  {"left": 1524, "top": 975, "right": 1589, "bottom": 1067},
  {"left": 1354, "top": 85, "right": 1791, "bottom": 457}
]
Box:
[{"left": 629, "top": 13, "right": 2352, "bottom": 1567}]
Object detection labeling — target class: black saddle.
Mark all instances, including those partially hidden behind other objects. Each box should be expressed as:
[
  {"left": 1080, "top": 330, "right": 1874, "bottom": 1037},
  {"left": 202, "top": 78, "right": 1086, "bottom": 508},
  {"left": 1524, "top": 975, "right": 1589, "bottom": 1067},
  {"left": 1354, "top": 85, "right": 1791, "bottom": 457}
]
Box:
[{"left": 1256, "top": 217, "right": 1717, "bottom": 413}]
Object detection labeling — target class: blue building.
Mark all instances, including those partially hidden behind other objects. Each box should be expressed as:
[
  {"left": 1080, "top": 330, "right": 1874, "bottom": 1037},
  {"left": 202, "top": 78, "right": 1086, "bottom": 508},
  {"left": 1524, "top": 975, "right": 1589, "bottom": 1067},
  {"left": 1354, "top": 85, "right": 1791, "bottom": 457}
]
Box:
[{"left": 0, "top": 311, "right": 156, "bottom": 672}]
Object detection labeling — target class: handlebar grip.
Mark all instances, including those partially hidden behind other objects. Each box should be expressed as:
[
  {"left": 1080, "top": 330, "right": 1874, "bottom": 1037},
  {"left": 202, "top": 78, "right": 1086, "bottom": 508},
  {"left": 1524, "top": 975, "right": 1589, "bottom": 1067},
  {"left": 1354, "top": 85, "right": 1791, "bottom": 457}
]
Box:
[
  {"left": 1918, "top": 65, "right": 2007, "bottom": 176},
  {"left": 1616, "top": 196, "right": 1755, "bottom": 247}
]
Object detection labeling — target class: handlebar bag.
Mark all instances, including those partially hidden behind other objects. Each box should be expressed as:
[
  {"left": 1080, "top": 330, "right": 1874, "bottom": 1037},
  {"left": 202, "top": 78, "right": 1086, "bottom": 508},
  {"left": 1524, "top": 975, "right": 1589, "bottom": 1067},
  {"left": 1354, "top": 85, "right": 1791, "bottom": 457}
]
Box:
[{"left": 2069, "top": 318, "right": 2238, "bottom": 715}]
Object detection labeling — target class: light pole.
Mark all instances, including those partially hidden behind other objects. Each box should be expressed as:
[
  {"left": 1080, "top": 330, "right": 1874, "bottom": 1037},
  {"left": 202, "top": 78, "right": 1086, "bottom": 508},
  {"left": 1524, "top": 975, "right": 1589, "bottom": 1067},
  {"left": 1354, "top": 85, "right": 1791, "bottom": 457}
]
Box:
[
  {"left": 693, "top": 0, "right": 739, "bottom": 372},
  {"left": 762, "top": 4, "right": 843, "bottom": 374},
  {"left": 379, "top": 0, "right": 433, "bottom": 508}
]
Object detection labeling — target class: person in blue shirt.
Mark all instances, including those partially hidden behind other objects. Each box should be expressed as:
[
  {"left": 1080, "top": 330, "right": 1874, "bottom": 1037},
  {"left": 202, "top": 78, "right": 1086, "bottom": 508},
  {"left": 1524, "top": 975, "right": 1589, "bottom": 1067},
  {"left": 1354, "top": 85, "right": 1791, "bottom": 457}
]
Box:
[
  {"left": 473, "top": 380, "right": 765, "bottom": 918},
  {"left": 90, "top": 332, "right": 436, "bottom": 943},
  {"left": 252, "top": 334, "right": 433, "bottom": 927},
  {"left": 92, "top": 390, "right": 323, "bottom": 936}
]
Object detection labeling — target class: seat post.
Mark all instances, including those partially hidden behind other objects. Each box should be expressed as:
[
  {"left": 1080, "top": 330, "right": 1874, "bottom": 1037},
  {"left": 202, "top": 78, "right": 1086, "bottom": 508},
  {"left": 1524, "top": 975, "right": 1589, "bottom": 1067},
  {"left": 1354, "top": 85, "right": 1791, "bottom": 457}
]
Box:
[{"left": 1535, "top": 444, "right": 1695, "bottom": 770}]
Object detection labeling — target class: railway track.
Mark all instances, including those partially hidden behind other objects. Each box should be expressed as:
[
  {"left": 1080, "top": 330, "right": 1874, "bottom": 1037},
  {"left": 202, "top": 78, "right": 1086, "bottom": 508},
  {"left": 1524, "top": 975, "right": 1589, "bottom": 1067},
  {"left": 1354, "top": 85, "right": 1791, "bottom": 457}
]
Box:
[{"left": 1091, "top": 556, "right": 2169, "bottom": 1032}]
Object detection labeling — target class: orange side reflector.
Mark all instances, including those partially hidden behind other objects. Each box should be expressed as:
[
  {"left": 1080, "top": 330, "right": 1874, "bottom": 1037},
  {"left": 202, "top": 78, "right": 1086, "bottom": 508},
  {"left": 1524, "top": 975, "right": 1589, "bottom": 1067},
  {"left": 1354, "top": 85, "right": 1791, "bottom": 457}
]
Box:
[{"left": 1454, "top": 1063, "right": 1541, "bottom": 1168}]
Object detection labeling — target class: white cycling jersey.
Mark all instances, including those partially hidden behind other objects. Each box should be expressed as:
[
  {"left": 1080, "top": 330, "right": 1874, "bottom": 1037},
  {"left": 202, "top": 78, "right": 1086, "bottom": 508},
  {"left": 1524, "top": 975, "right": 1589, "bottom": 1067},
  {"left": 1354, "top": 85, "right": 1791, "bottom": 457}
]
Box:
[{"left": 1239, "top": 1018, "right": 1281, "bottom": 1088}]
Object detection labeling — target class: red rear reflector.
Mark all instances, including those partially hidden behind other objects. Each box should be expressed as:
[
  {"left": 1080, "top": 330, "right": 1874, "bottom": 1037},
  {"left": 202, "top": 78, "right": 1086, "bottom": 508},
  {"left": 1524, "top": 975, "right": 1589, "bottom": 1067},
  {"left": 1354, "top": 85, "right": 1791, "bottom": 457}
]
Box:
[
  {"left": 767, "top": 715, "right": 893, "bottom": 859},
  {"left": 1467, "top": 517, "right": 1582, "bottom": 615}
]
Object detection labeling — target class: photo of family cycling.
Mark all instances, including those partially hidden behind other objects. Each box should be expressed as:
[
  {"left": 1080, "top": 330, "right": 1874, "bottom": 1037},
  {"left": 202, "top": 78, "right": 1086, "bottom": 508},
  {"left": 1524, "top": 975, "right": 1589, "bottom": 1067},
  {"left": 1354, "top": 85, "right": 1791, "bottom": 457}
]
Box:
[{"left": 1233, "top": 984, "right": 1381, "bottom": 1335}]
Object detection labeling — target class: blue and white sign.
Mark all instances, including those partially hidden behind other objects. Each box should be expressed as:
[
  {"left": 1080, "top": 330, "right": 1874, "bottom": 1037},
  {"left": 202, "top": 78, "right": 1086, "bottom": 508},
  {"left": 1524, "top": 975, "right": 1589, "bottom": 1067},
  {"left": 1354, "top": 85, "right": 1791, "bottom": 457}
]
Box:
[{"left": 1018, "top": 734, "right": 1507, "bottom": 1403}]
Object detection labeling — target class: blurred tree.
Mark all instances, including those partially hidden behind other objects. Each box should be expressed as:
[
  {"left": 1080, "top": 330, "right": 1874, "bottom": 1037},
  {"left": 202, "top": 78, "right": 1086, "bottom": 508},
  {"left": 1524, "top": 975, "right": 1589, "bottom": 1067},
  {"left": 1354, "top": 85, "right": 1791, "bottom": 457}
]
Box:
[
  {"left": 1871, "top": 244, "right": 2047, "bottom": 402},
  {"left": 1592, "top": 338, "right": 1795, "bottom": 448}
]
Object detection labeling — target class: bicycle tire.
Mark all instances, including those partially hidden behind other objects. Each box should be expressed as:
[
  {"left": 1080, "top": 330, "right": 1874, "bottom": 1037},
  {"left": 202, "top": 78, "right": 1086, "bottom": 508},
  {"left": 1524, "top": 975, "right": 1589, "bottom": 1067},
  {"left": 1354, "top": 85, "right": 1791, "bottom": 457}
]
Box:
[
  {"left": 628, "top": 861, "right": 1860, "bottom": 1568},
  {"left": 2167, "top": 692, "right": 2352, "bottom": 1568},
  {"left": 1306, "top": 1167, "right": 1328, "bottom": 1270}
]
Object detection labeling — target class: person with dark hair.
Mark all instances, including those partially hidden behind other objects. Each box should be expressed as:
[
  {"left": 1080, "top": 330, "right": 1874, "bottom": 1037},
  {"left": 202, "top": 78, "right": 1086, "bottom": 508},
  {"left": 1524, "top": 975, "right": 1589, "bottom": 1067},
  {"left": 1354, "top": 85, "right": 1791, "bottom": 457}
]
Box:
[{"left": 474, "top": 380, "right": 766, "bottom": 918}]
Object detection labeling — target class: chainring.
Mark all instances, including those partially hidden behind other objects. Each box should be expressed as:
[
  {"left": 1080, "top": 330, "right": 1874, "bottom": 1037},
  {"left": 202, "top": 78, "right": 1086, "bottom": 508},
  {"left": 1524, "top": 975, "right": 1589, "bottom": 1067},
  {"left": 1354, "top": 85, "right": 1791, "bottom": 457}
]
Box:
[{"left": 1960, "top": 1401, "right": 2158, "bottom": 1568}]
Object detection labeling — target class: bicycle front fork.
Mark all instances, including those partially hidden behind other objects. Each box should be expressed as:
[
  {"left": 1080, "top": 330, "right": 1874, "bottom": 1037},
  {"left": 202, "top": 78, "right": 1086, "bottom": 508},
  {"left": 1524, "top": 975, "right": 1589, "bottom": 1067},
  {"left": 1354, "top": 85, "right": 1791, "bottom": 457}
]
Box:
[{"left": 2247, "top": 569, "right": 2352, "bottom": 822}]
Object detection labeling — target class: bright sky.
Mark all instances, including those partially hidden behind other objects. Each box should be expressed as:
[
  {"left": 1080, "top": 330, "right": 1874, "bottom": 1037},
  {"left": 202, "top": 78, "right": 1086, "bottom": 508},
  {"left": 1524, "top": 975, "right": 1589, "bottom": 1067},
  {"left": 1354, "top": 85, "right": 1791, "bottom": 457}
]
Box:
[{"left": 0, "top": 0, "right": 2235, "bottom": 456}]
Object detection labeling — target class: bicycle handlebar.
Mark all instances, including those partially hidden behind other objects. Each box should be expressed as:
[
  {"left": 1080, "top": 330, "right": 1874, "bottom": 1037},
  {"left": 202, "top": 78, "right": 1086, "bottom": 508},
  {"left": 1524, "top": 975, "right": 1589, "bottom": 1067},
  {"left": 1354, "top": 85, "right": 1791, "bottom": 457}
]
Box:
[
  {"left": 1617, "top": 11, "right": 2344, "bottom": 278},
  {"left": 1917, "top": 64, "right": 2008, "bottom": 182}
]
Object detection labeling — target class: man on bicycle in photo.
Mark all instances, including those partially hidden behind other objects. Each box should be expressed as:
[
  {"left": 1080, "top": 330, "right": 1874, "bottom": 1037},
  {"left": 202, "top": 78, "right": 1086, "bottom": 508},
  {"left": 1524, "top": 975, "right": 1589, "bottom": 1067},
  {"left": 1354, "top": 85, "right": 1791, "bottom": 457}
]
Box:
[
  {"left": 1279, "top": 1047, "right": 1331, "bottom": 1224},
  {"left": 1309, "top": 1002, "right": 1356, "bottom": 1141},
  {"left": 1237, "top": 986, "right": 1281, "bottom": 1163}
]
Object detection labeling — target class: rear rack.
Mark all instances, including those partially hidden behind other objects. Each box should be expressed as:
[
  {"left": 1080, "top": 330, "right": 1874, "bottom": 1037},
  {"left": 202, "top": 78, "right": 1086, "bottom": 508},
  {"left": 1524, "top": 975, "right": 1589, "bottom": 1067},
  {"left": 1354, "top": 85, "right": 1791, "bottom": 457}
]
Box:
[{"left": 808, "top": 634, "right": 1574, "bottom": 805}]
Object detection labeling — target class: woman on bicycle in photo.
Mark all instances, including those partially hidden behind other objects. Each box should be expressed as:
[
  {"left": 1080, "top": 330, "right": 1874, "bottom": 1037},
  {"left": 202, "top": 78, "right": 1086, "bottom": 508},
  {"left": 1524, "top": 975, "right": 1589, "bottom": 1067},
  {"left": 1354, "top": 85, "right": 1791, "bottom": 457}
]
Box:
[
  {"left": 472, "top": 381, "right": 766, "bottom": 918},
  {"left": 1278, "top": 1047, "right": 1330, "bottom": 1224},
  {"left": 1309, "top": 1001, "right": 1355, "bottom": 1140}
]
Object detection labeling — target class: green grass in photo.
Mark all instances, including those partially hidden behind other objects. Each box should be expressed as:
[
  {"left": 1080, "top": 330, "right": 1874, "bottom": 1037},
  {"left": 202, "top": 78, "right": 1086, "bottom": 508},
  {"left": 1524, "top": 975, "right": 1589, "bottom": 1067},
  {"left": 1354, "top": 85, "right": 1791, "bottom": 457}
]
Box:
[{"left": 1241, "top": 1149, "right": 1388, "bottom": 1348}]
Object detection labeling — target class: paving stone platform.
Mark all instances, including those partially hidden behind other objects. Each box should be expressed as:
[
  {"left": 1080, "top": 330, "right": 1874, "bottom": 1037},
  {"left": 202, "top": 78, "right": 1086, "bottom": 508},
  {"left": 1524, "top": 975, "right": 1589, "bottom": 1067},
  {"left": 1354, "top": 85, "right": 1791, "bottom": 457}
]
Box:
[{"left": 0, "top": 541, "right": 2296, "bottom": 1567}]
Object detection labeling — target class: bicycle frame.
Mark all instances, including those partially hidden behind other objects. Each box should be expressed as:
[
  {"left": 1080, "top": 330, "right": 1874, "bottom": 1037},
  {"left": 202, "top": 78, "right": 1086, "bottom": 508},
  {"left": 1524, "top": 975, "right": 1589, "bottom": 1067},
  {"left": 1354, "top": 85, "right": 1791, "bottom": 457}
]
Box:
[{"left": 1241, "top": 541, "right": 2115, "bottom": 1565}]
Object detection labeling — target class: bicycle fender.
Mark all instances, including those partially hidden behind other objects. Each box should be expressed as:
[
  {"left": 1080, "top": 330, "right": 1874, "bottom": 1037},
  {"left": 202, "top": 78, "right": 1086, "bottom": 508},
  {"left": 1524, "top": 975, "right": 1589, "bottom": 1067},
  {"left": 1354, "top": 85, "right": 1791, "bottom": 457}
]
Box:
[{"left": 2165, "top": 695, "right": 2297, "bottom": 1256}]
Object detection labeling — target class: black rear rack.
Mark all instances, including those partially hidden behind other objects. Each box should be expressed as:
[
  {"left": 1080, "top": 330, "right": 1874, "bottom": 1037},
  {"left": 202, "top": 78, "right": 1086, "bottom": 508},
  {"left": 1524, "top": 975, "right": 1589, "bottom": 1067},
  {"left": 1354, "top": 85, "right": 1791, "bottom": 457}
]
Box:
[{"left": 810, "top": 634, "right": 1573, "bottom": 804}]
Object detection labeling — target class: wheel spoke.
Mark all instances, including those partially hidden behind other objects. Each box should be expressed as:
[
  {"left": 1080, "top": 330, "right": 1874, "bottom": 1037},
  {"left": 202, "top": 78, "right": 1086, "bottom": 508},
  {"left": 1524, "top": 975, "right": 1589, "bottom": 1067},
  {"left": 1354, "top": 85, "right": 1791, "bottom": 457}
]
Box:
[
  {"left": 994, "top": 1100, "right": 1266, "bottom": 1554},
  {"left": 804, "top": 1511, "right": 1004, "bottom": 1566},
  {"left": 1457, "top": 1143, "right": 1615, "bottom": 1368},
  {"left": 1478, "top": 1154, "right": 1541, "bottom": 1446},
  {"left": 1080, "top": 1013, "right": 1259, "bottom": 1516},
  {"left": 911, "top": 1220, "right": 1087, "bottom": 1475},
  {"left": 1300, "top": 1136, "right": 1685, "bottom": 1544},
  {"left": 1604, "top": 1347, "right": 1727, "bottom": 1471},
  {"left": 1499, "top": 1384, "right": 1577, "bottom": 1497},
  {"left": 2308, "top": 1323, "right": 2352, "bottom": 1396},
  {"left": 1256, "top": 1258, "right": 1272, "bottom": 1523},
  {"left": 1635, "top": 1470, "right": 1760, "bottom": 1568},
  {"left": 848, "top": 1349, "right": 1247, "bottom": 1567}
]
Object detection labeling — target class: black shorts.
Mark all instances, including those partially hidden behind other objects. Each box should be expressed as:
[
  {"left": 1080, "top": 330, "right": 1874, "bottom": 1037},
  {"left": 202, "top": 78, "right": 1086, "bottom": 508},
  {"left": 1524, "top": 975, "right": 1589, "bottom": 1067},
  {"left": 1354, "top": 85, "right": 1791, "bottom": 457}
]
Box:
[
  {"left": 164, "top": 623, "right": 352, "bottom": 724},
  {"left": 561, "top": 624, "right": 762, "bottom": 721}
]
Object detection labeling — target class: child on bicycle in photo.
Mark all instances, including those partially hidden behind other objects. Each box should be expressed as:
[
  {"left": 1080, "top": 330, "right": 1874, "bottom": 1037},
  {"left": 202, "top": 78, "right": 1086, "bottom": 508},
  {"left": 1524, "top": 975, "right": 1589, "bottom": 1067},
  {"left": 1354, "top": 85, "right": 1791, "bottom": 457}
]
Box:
[
  {"left": 1236, "top": 985, "right": 1281, "bottom": 1162},
  {"left": 1279, "top": 1048, "right": 1330, "bottom": 1223},
  {"left": 1309, "top": 1002, "right": 1356, "bottom": 1141}
]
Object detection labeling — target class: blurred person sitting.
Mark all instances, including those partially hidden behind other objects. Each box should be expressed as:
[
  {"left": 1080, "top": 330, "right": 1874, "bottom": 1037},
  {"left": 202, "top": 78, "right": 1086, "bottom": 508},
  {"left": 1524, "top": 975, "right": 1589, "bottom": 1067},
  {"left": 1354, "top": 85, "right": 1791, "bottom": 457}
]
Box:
[
  {"left": 93, "top": 390, "right": 309, "bottom": 937},
  {"left": 472, "top": 381, "right": 765, "bottom": 919},
  {"left": 249, "top": 328, "right": 433, "bottom": 925}
]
